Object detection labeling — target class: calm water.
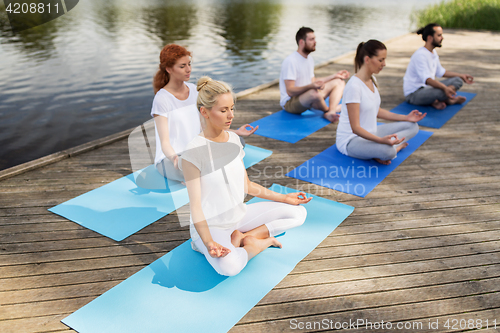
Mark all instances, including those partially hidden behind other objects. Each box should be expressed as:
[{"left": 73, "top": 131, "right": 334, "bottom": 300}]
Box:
[{"left": 0, "top": 0, "right": 440, "bottom": 171}]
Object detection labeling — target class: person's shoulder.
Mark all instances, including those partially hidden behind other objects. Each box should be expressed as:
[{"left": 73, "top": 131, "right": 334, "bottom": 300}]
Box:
[
  {"left": 153, "top": 88, "right": 172, "bottom": 103},
  {"left": 153, "top": 88, "right": 167, "bottom": 98},
  {"left": 343, "top": 76, "right": 364, "bottom": 96},
  {"left": 227, "top": 131, "right": 244, "bottom": 147},
  {"left": 416, "top": 46, "right": 433, "bottom": 56},
  {"left": 183, "top": 134, "right": 206, "bottom": 152},
  {"left": 411, "top": 47, "right": 425, "bottom": 57},
  {"left": 346, "top": 75, "right": 362, "bottom": 86},
  {"left": 151, "top": 89, "right": 172, "bottom": 113},
  {"left": 409, "top": 47, "right": 429, "bottom": 64},
  {"left": 227, "top": 131, "right": 240, "bottom": 142},
  {"left": 285, "top": 51, "right": 304, "bottom": 62},
  {"left": 185, "top": 82, "right": 197, "bottom": 91},
  {"left": 282, "top": 52, "right": 296, "bottom": 64}
]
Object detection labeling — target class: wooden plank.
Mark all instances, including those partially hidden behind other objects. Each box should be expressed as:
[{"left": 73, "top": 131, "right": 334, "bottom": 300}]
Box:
[{"left": 231, "top": 295, "right": 500, "bottom": 332}]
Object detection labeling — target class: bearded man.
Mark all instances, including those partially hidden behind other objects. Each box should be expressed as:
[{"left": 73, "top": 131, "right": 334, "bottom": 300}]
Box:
[
  {"left": 403, "top": 23, "right": 474, "bottom": 109},
  {"left": 279, "top": 27, "right": 350, "bottom": 122}
]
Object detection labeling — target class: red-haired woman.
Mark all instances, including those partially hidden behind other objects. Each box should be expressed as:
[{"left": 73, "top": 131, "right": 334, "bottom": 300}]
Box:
[{"left": 151, "top": 44, "right": 257, "bottom": 181}]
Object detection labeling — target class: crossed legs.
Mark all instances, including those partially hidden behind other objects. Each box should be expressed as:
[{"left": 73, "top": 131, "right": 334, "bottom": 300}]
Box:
[
  {"left": 193, "top": 202, "right": 307, "bottom": 276},
  {"left": 345, "top": 122, "right": 419, "bottom": 165},
  {"left": 406, "top": 77, "right": 465, "bottom": 109},
  {"left": 298, "top": 78, "right": 345, "bottom": 121}
]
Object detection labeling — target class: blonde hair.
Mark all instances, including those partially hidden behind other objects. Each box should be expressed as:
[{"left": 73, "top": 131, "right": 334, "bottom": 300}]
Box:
[{"left": 196, "top": 76, "right": 235, "bottom": 111}]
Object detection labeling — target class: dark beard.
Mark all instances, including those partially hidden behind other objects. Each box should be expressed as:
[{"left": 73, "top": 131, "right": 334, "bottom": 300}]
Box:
[
  {"left": 304, "top": 45, "right": 315, "bottom": 53},
  {"left": 432, "top": 39, "right": 442, "bottom": 48}
]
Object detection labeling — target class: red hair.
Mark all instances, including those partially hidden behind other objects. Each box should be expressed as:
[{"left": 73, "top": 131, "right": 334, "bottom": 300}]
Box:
[{"left": 153, "top": 44, "right": 191, "bottom": 94}]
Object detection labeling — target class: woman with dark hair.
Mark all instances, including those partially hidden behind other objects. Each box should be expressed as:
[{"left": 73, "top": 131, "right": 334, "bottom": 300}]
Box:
[
  {"left": 180, "top": 76, "right": 310, "bottom": 276},
  {"left": 336, "top": 40, "right": 426, "bottom": 165},
  {"left": 151, "top": 44, "right": 257, "bottom": 181}
]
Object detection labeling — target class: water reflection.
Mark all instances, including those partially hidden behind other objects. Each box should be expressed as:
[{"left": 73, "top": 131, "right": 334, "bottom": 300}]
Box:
[
  {"left": 91, "top": 0, "right": 121, "bottom": 35},
  {"left": 141, "top": 1, "right": 197, "bottom": 46},
  {"left": 4, "top": 0, "right": 68, "bottom": 33},
  {"left": 323, "top": 5, "right": 371, "bottom": 25},
  {"left": 0, "top": 0, "right": 442, "bottom": 171},
  {"left": 0, "top": 2, "right": 62, "bottom": 60},
  {"left": 3, "top": 21, "right": 60, "bottom": 60},
  {"left": 216, "top": 0, "right": 282, "bottom": 62}
]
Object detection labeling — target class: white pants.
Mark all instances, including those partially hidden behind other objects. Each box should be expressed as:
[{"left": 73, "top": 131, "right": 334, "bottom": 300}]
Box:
[{"left": 193, "top": 201, "right": 307, "bottom": 276}]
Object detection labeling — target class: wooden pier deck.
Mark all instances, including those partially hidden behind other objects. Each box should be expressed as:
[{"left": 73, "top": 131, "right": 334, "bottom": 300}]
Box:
[{"left": 1, "top": 30, "right": 499, "bottom": 332}]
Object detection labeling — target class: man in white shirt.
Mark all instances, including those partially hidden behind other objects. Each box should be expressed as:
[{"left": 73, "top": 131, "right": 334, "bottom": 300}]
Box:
[
  {"left": 279, "top": 27, "right": 350, "bottom": 122},
  {"left": 403, "top": 23, "right": 474, "bottom": 110}
]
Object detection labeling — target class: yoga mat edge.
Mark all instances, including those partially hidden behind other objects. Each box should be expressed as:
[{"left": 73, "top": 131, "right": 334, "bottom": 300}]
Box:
[{"left": 62, "top": 184, "right": 354, "bottom": 333}]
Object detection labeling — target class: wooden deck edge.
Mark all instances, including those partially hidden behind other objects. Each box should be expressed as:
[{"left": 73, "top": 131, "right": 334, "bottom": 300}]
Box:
[
  {"left": 0, "top": 128, "right": 133, "bottom": 181},
  {"left": 0, "top": 33, "right": 415, "bottom": 181}
]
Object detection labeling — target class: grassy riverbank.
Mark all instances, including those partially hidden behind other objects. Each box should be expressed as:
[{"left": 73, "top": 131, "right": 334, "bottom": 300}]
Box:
[{"left": 415, "top": 0, "right": 500, "bottom": 31}]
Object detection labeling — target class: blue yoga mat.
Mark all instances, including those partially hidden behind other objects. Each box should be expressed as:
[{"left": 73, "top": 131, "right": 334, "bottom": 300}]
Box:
[
  {"left": 250, "top": 98, "right": 334, "bottom": 143},
  {"left": 286, "top": 130, "right": 433, "bottom": 197},
  {"left": 49, "top": 145, "right": 272, "bottom": 241},
  {"left": 61, "top": 183, "right": 354, "bottom": 333},
  {"left": 390, "top": 91, "right": 476, "bottom": 128}
]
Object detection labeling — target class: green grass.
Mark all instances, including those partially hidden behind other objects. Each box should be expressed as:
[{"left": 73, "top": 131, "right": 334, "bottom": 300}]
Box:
[{"left": 414, "top": 0, "right": 500, "bottom": 31}]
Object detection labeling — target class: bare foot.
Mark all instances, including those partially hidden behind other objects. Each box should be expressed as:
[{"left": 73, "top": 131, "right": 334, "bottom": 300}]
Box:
[
  {"left": 374, "top": 143, "right": 408, "bottom": 165},
  {"left": 396, "top": 142, "right": 409, "bottom": 153},
  {"left": 231, "top": 230, "right": 245, "bottom": 248},
  {"left": 447, "top": 95, "right": 466, "bottom": 105},
  {"left": 324, "top": 111, "right": 339, "bottom": 122},
  {"left": 374, "top": 158, "right": 391, "bottom": 165},
  {"left": 431, "top": 100, "right": 446, "bottom": 110},
  {"left": 242, "top": 225, "right": 270, "bottom": 240},
  {"left": 268, "top": 237, "right": 282, "bottom": 248},
  {"left": 243, "top": 235, "right": 282, "bottom": 260}
]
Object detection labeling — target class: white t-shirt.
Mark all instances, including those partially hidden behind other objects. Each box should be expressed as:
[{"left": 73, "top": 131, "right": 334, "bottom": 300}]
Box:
[
  {"left": 279, "top": 51, "right": 315, "bottom": 107},
  {"left": 179, "top": 131, "right": 247, "bottom": 241},
  {"left": 336, "top": 75, "right": 381, "bottom": 155},
  {"left": 403, "top": 47, "right": 446, "bottom": 96},
  {"left": 150, "top": 82, "right": 201, "bottom": 165}
]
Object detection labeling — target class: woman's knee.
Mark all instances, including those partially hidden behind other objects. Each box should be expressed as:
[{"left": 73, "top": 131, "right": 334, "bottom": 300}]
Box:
[
  {"left": 278, "top": 203, "right": 307, "bottom": 229},
  {"left": 378, "top": 146, "right": 397, "bottom": 161},
  {"left": 215, "top": 250, "right": 247, "bottom": 277},
  {"left": 292, "top": 205, "right": 307, "bottom": 228},
  {"left": 404, "top": 121, "right": 419, "bottom": 137},
  {"left": 411, "top": 122, "right": 419, "bottom": 136}
]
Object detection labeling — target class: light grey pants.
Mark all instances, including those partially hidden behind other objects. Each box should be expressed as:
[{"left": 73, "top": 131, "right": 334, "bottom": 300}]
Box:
[
  {"left": 346, "top": 122, "right": 419, "bottom": 161},
  {"left": 405, "top": 77, "right": 463, "bottom": 106}
]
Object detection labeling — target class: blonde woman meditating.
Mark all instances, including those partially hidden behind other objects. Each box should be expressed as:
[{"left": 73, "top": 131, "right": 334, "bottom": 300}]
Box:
[
  {"left": 179, "top": 76, "right": 310, "bottom": 276},
  {"left": 151, "top": 44, "right": 257, "bottom": 182},
  {"left": 336, "top": 40, "right": 426, "bottom": 165}
]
